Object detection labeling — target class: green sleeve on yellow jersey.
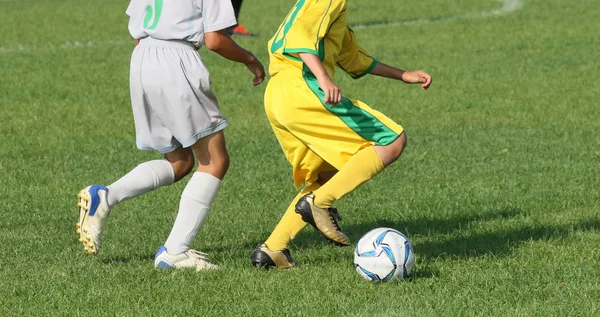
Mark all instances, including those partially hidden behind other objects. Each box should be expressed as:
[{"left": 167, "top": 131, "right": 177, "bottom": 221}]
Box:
[
  {"left": 280, "top": 0, "right": 346, "bottom": 59},
  {"left": 336, "top": 27, "right": 378, "bottom": 79}
]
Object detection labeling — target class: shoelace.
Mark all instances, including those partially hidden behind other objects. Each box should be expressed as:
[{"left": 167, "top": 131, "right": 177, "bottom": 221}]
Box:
[
  {"left": 187, "top": 250, "right": 218, "bottom": 269},
  {"left": 328, "top": 208, "right": 342, "bottom": 231},
  {"left": 187, "top": 249, "right": 210, "bottom": 260}
]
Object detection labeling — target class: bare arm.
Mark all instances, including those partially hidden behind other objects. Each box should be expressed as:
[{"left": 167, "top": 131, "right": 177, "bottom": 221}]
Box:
[
  {"left": 369, "top": 62, "right": 432, "bottom": 90},
  {"left": 204, "top": 30, "right": 265, "bottom": 86},
  {"left": 205, "top": 30, "right": 255, "bottom": 63},
  {"left": 299, "top": 53, "right": 342, "bottom": 105}
]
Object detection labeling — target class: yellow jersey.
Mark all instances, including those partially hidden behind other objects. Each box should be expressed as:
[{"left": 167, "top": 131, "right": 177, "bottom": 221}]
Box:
[{"left": 268, "top": 0, "right": 377, "bottom": 79}]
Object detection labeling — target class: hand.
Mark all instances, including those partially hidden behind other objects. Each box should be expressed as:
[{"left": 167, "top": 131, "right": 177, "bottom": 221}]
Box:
[
  {"left": 245, "top": 55, "right": 265, "bottom": 86},
  {"left": 402, "top": 70, "right": 432, "bottom": 90},
  {"left": 318, "top": 78, "right": 342, "bottom": 106}
]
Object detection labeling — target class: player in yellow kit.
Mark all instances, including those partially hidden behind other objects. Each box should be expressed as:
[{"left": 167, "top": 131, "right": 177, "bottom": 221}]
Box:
[{"left": 251, "top": 0, "right": 432, "bottom": 269}]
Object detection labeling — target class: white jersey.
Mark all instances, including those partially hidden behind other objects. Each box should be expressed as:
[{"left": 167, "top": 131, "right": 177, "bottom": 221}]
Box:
[{"left": 126, "top": 0, "right": 237, "bottom": 48}]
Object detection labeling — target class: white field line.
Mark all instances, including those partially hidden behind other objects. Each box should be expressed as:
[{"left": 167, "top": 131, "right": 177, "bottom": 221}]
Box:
[
  {"left": 0, "top": 40, "right": 131, "bottom": 54},
  {"left": 351, "top": 0, "right": 524, "bottom": 30},
  {"left": 0, "top": 0, "right": 524, "bottom": 54}
]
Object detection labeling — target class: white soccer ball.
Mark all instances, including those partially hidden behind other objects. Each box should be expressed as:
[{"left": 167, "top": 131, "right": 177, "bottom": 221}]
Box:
[{"left": 354, "top": 227, "right": 415, "bottom": 282}]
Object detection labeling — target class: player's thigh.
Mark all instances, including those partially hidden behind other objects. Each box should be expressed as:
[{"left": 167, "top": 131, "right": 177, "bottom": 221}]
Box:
[
  {"left": 141, "top": 43, "right": 228, "bottom": 149},
  {"left": 265, "top": 77, "right": 312, "bottom": 169},
  {"left": 130, "top": 46, "right": 180, "bottom": 154},
  {"left": 278, "top": 90, "right": 403, "bottom": 170},
  {"left": 267, "top": 115, "right": 334, "bottom": 187}
]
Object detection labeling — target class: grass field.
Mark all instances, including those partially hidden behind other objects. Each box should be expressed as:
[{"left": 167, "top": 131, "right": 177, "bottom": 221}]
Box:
[{"left": 1, "top": 0, "right": 599, "bottom": 316}]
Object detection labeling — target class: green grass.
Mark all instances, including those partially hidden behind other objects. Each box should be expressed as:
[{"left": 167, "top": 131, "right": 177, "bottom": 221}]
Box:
[{"left": 1, "top": 0, "right": 599, "bottom": 316}]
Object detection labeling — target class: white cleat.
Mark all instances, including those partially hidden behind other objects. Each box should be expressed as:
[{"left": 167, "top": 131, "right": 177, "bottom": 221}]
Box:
[
  {"left": 154, "top": 246, "right": 219, "bottom": 271},
  {"left": 76, "top": 185, "right": 110, "bottom": 255}
]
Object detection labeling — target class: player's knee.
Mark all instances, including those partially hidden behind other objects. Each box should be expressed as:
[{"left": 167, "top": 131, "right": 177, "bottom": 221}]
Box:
[
  {"left": 196, "top": 152, "right": 230, "bottom": 180},
  {"left": 214, "top": 154, "right": 230, "bottom": 179},
  {"left": 393, "top": 132, "right": 407, "bottom": 158},
  {"left": 172, "top": 156, "right": 195, "bottom": 182},
  {"left": 385, "top": 132, "right": 407, "bottom": 165},
  {"left": 217, "top": 152, "right": 230, "bottom": 174},
  {"left": 317, "top": 170, "right": 337, "bottom": 185},
  {"left": 164, "top": 147, "right": 195, "bottom": 182}
]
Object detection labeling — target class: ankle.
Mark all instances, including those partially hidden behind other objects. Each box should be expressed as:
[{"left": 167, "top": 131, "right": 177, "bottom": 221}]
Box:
[{"left": 312, "top": 193, "right": 334, "bottom": 209}]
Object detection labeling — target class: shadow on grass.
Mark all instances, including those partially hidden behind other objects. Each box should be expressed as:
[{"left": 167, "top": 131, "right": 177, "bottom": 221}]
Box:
[
  {"left": 101, "top": 253, "right": 154, "bottom": 264},
  {"left": 415, "top": 218, "right": 600, "bottom": 260},
  {"left": 99, "top": 208, "right": 599, "bottom": 272},
  {"left": 408, "top": 267, "right": 439, "bottom": 280},
  {"left": 292, "top": 208, "right": 600, "bottom": 261},
  {"left": 99, "top": 241, "right": 261, "bottom": 265}
]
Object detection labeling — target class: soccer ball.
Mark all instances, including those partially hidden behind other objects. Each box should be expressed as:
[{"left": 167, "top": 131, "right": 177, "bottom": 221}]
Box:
[{"left": 354, "top": 227, "right": 415, "bottom": 282}]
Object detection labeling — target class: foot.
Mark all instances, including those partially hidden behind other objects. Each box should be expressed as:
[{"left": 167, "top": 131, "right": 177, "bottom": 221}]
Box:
[
  {"left": 295, "top": 193, "right": 351, "bottom": 246},
  {"left": 251, "top": 244, "right": 295, "bottom": 269},
  {"left": 76, "top": 185, "right": 111, "bottom": 255},
  {"left": 232, "top": 24, "right": 255, "bottom": 36},
  {"left": 154, "top": 246, "right": 218, "bottom": 271}
]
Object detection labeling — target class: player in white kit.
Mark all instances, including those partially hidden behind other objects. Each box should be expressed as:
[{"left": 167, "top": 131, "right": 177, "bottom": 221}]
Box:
[{"left": 75, "top": 0, "right": 265, "bottom": 270}]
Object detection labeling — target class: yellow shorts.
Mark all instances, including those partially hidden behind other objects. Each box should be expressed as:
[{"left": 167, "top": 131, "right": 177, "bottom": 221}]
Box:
[{"left": 264, "top": 69, "right": 404, "bottom": 188}]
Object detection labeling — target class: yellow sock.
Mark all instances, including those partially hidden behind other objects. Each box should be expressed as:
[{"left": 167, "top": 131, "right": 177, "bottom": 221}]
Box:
[
  {"left": 264, "top": 183, "right": 320, "bottom": 250},
  {"left": 313, "top": 146, "right": 384, "bottom": 208}
]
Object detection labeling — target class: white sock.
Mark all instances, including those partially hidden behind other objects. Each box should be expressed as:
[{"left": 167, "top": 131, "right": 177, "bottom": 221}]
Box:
[
  {"left": 164, "top": 172, "right": 221, "bottom": 255},
  {"left": 106, "top": 160, "right": 175, "bottom": 207}
]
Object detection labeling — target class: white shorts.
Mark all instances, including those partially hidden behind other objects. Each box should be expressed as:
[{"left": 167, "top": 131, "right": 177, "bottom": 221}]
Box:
[{"left": 130, "top": 37, "right": 228, "bottom": 154}]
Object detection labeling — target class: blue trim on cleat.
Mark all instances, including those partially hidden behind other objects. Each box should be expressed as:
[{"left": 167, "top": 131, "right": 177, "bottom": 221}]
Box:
[
  {"left": 154, "top": 246, "right": 173, "bottom": 269},
  {"left": 88, "top": 184, "right": 108, "bottom": 216},
  {"left": 155, "top": 246, "right": 167, "bottom": 260},
  {"left": 156, "top": 261, "right": 172, "bottom": 269}
]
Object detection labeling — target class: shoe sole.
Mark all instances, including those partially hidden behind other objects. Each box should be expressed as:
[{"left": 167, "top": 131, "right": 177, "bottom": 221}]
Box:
[
  {"left": 76, "top": 189, "right": 98, "bottom": 255},
  {"left": 76, "top": 189, "right": 90, "bottom": 236},
  {"left": 295, "top": 199, "right": 350, "bottom": 247}
]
